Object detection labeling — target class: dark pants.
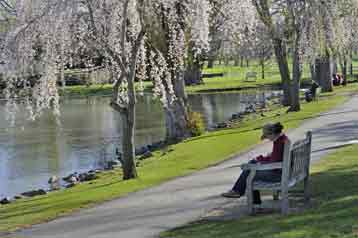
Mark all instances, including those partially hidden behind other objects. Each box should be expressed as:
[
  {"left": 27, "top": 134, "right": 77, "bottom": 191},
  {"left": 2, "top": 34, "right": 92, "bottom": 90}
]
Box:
[{"left": 232, "top": 161, "right": 281, "bottom": 204}]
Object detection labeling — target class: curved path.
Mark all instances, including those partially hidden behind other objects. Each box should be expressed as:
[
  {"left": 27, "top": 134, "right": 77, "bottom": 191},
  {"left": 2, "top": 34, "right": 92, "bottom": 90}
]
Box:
[{"left": 8, "top": 95, "right": 358, "bottom": 238}]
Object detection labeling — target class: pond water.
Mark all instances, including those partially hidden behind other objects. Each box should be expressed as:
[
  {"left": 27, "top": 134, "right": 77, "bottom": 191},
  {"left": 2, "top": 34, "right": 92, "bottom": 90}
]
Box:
[{"left": 0, "top": 91, "right": 278, "bottom": 197}]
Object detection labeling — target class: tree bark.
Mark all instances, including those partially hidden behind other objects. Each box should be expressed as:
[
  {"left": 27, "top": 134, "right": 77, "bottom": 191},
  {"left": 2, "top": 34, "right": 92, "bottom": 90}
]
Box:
[
  {"left": 120, "top": 103, "right": 137, "bottom": 180},
  {"left": 111, "top": 73, "right": 138, "bottom": 180},
  {"left": 350, "top": 49, "right": 353, "bottom": 76},
  {"left": 184, "top": 62, "right": 203, "bottom": 86},
  {"left": 310, "top": 63, "right": 316, "bottom": 81},
  {"left": 234, "top": 57, "right": 239, "bottom": 67},
  {"left": 260, "top": 59, "right": 265, "bottom": 79},
  {"left": 341, "top": 57, "right": 347, "bottom": 86},
  {"left": 166, "top": 70, "right": 189, "bottom": 142},
  {"left": 224, "top": 57, "right": 229, "bottom": 66},
  {"left": 272, "top": 38, "right": 291, "bottom": 106},
  {"left": 207, "top": 58, "right": 214, "bottom": 68},
  {"left": 315, "top": 54, "right": 333, "bottom": 93},
  {"left": 289, "top": 33, "right": 301, "bottom": 112},
  {"left": 331, "top": 58, "right": 338, "bottom": 75}
]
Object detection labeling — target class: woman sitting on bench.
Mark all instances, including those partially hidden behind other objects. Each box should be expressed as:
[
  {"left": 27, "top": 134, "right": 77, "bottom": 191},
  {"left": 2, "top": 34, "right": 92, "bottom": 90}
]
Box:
[{"left": 222, "top": 122, "right": 289, "bottom": 204}]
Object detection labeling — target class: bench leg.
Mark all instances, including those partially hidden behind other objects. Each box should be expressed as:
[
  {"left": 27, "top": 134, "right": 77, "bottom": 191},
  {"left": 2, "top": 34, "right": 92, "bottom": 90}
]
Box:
[
  {"left": 304, "top": 177, "right": 310, "bottom": 205},
  {"left": 281, "top": 190, "right": 289, "bottom": 215},
  {"left": 246, "top": 186, "right": 255, "bottom": 215}
]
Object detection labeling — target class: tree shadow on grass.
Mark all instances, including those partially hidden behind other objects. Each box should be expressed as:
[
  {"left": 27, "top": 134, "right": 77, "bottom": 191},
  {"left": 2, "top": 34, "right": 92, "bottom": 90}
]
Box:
[{"left": 162, "top": 162, "right": 358, "bottom": 238}]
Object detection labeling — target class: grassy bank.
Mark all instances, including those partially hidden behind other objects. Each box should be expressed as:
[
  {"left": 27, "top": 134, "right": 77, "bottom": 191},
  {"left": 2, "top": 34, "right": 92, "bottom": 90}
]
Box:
[
  {"left": 0, "top": 92, "right": 349, "bottom": 233},
  {"left": 62, "top": 61, "right": 296, "bottom": 96},
  {"left": 63, "top": 59, "right": 358, "bottom": 96},
  {"left": 161, "top": 144, "right": 358, "bottom": 238},
  {"left": 61, "top": 81, "right": 153, "bottom": 97}
]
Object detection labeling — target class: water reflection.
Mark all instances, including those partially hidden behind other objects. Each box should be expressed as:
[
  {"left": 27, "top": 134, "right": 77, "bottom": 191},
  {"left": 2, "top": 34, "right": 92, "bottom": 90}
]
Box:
[{"left": 0, "top": 91, "right": 273, "bottom": 197}]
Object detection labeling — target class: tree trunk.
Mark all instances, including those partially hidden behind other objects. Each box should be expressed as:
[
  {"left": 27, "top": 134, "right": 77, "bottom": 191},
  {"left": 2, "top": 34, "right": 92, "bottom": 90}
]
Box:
[
  {"left": 272, "top": 38, "right": 291, "bottom": 106},
  {"left": 111, "top": 62, "right": 139, "bottom": 180},
  {"left": 246, "top": 58, "right": 249, "bottom": 67},
  {"left": 350, "top": 49, "right": 353, "bottom": 76},
  {"left": 289, "top": 34, "right": 301, "bottom": 112},
  {"left": 310, "top": 63, "right": 316, "bottom": 81},
  {"left": 207, "top": 58, "right": 214, "bottom": 68},
  {"left": 59, "top": 54, "right": 66, "bottom": 88},
  {"left": 120, "top": 103, "right": 137, "bottom": 180},
  {"left": 184, "top": 63, "right": 203, "bottom": 86},
  {"left": 332, "top": 58, "right": 338, "bottom": 75},
  {"left": 164, "top": 107, "right": 176, "bottom": 142},
  {"left": 315, "top": 54, "right": 333, "bottom": 93},
  {"left": 261, "top": 59, "right": 265, "bottom": 79},
  {"left": 166, "top": 70, "right": 189, "bottom": 142},
  {"left": 342, "top": 58, "right": 347, "bottom": 86},
  {"left": 111, "top": 73, "right": 138, "bottom": 180},
  {"left": 234, "top": 57, "right": 239, "bottom": 67},
  {"left": 240, "top": 56, "right": 244, "bottom": 67}
]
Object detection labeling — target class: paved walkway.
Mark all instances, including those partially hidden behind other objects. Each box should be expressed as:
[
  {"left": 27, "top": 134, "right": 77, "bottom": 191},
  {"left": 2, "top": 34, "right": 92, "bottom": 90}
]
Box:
[{"left": 9, "top": 96, "right": 358, "bottom": 238}]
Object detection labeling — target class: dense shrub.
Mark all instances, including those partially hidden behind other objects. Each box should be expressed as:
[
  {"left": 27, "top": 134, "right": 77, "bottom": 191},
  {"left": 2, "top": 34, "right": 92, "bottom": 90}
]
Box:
[{"left": 187, "top": 111, "right": 205, "bottom": 137}]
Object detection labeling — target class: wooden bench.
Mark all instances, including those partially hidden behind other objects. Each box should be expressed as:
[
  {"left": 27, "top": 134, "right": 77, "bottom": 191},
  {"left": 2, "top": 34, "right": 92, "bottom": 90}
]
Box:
[
  {"left": 245, "top": 72, "right": 257, "bottom": 82},
  {"left": 202, "top": 73, "right": 224, "bottom": 79},
  {"left": 241, "top": 131, "right": 312, "bottom": 215}
]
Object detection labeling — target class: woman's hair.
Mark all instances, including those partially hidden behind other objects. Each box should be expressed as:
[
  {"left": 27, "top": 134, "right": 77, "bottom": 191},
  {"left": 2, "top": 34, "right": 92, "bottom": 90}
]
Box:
[{"left": 271, "top": 122, "right": 284, "bottom": 134}]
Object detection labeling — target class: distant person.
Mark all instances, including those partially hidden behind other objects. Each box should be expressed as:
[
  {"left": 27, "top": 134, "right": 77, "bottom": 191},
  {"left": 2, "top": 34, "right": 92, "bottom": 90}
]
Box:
[
  {"left": 310, "top": 80, "right": 319, "bottom": 98},
  {"left": 332, "top": 74, "right": 343, "bottom": 86},
  {"left": 305, "top": 81, "right": 320, "bottom": 102},
  {"left": 222, "top": 122, "right": 289, "bottom": 204}
]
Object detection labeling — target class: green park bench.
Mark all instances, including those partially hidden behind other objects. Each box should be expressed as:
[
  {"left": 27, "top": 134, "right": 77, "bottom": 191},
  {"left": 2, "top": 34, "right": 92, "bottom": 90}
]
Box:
[
  {"left": 244, "top": 72, "right": 257, "bottom": 82},
  {"left": 202, "top": 73, "right": 225, "bottom": 79},
  {"left": 241, "top": 131, "right": 312, "bottom": 215}
]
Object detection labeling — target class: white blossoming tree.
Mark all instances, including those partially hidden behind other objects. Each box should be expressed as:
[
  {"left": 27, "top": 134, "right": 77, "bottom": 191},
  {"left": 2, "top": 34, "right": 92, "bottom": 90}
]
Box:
[
  {"left": 251, "top": 0, "right": 293, "bottom": 106},
  {"left": 2, "top": 0, "right": 150, "bottom": 179},
  {"left": 1, "top": 0, "right": 213, "bottom": 180},
  {"left": 147, "top": 1, "right": 189, "bottom": 142},
  {"left": 145, "top": 0, "right": 211, "bottom": 141},
  {"left": 329, "top": 0, "right": 358, "bottom": 85},
  {"left": 304, "top": 0, "right": 358, "bottom": 93},
  {"left": 307, "top": 0, "right": 338, "bottom": 93}
]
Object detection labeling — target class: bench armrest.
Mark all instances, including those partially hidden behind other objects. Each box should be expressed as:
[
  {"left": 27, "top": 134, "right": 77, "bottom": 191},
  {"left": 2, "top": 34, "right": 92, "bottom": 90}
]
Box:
[{"left": 240, "top": 162, "right": 283, "bottom": 171}]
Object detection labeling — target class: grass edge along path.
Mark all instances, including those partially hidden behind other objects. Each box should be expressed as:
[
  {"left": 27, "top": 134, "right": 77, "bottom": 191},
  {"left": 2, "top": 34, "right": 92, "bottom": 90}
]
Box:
[
  {"left": 0, "top": 95, "right": 348, "bottom": 233},
  {"left": 160, "top": 144, "right": 358, "bottom": 238}
]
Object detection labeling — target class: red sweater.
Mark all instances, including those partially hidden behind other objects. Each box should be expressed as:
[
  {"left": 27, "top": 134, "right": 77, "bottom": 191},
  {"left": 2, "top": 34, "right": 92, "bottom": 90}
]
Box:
[{"left": 256, "top": 134, "right": 288, "bottom": 164}]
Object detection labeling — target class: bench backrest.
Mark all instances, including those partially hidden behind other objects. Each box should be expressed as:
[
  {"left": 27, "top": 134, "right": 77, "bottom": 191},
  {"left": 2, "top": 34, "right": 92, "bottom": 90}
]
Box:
[
  {"left": 246, "top": 72, "right": 257, "bottom": 78},
  {"left": 281, "top": 131, "right": 312, "bottom": 188}
]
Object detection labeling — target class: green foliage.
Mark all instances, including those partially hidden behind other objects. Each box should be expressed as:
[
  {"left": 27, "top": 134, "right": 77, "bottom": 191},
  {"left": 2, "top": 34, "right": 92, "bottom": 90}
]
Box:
[{"left": 187, "top": 111, "right": 205, "bottom": 137}]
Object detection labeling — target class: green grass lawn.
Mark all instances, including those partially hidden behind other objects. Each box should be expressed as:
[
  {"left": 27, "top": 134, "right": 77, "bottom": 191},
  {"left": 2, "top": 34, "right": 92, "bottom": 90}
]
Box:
[
  {"left": 187, "top": 62, "right": 283, "bottom": 93},
  {"left": 160, "top": 144, "right": 358, "bottom": 238},
  {"left": 63, "top": 60, "right": 301, "bottom": 96},
  {"left": 0, "top": 92, "right": 349, "bottom": 233},
  {"left": 63, "top": 57, "right": 358, "bottom": 96},
  {"left": 62, "top": 81, "right": 153, "bottom": 97}
]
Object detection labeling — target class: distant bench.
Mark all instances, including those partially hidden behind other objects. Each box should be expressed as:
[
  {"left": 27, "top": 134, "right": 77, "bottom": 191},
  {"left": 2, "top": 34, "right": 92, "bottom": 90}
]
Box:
[
  {"left": 241, "top": 131, "right": 313, "bottom": 215},
  {"left": 202, "top": 73, "right": 224, "bottom": 79},
  {"left": 244, "top": 72, "right": 257, "bottom": 82}
]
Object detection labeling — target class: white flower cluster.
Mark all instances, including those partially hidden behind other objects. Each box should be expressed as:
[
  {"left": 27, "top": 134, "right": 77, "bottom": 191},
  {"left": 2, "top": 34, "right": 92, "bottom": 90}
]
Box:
[
  {"left": 189, "top": 0, "right": 211, "bottom": 58},
  {"left": 1, "top": 0, "right": 213, "bottom": 122}
]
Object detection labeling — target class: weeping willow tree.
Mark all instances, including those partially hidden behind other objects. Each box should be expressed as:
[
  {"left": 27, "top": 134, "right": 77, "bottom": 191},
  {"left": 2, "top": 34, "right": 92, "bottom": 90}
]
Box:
[{"left": 1, "top": 0, "right": 212, "bottom": 179}]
